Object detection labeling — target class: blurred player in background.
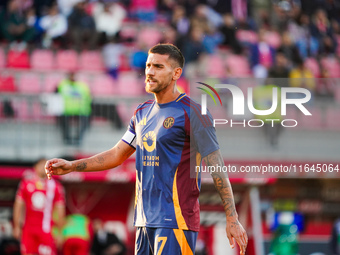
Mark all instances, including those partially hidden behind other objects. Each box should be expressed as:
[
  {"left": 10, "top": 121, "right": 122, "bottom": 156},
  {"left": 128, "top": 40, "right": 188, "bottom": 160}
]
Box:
[
  {"left": 45, "top": 44, "right": 247, "bottom": 255},
  {"left": 13, "top": 158, "right": 65, "bottom": 255}
]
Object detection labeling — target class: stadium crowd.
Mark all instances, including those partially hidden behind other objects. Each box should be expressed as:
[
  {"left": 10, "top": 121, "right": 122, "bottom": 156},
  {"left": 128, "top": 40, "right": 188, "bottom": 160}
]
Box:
[
  {"left": 0, "top": 0, "right": 340, "bottom": 74},
  {"left": 0, "top": 0, "right": 339, "bottom": 117}
]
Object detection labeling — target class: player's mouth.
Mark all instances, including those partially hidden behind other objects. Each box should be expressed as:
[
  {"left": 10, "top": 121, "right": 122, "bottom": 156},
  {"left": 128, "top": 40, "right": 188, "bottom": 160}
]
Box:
[{"left": 145, "top": 78, "right": 158, "bottom": 85}]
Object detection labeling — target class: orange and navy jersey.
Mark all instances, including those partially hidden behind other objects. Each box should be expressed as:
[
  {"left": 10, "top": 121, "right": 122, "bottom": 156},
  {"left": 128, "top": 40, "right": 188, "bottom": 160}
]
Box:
[
  {"left": 122, "top": 93, "right": 219, "bottom": 231},
  {"left": 16, "top": 171, "right": 65, "bottom": 233}
]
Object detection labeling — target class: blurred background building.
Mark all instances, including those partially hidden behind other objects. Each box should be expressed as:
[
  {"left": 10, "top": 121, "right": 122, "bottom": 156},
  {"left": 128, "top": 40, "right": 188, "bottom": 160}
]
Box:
[{"left": 0, "top": 0, "right": 340, "bottom": 254}]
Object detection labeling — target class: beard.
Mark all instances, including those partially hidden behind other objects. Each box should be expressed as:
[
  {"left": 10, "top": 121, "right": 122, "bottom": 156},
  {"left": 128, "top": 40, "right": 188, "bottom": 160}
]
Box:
[{"left": 145, "top": 77, "right": 172, "bottom": 94}]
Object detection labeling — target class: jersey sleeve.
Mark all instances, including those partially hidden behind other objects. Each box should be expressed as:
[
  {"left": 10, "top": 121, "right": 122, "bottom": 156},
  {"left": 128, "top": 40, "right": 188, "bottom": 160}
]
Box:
[
  {"left": 15, "top": 180, "right": 26, "bottom": 202},
  {"left": 191, "top": 109, "right": 219, "bottom": 158},
  {"left": 121, "top": 114, "right": 137, "bottom": 149}
]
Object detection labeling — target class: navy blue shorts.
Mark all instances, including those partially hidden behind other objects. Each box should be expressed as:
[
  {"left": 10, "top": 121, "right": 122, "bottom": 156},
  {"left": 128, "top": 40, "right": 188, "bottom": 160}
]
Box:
[{"left": 135, "top": 227, "right": 198, "bottom": 255}]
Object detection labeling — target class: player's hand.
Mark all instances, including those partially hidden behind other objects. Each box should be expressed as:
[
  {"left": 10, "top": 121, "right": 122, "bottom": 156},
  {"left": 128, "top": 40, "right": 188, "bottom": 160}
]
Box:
[
  {"left": 226, "top": 218, "right": 248, "bottom": 255},
  {"left": 45, "top": 158, "right": 73, "bottom": 180},
  {"left": 13, "top": 226, "right": 21, "bottom": 240}
]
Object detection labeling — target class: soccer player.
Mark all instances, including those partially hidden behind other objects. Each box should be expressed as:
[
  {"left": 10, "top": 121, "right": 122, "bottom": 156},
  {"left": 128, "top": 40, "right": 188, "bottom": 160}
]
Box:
[
  {"left": 13, "top": 158, "right": 65, "bottom": 255},
  {"left": 45, "top": 44, "right": 248, "bottom": 255}
]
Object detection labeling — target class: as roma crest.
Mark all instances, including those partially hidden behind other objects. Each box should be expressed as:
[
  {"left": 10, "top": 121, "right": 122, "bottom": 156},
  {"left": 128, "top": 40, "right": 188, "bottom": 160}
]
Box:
[{"left": 163, "top": 117, "right": 175, "bottom": 129}]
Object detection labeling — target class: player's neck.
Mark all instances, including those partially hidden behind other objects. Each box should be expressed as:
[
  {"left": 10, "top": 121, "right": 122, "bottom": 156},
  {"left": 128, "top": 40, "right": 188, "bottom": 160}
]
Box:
[{"left": 154, "top": 84, "right": 181, "bottom": 104}]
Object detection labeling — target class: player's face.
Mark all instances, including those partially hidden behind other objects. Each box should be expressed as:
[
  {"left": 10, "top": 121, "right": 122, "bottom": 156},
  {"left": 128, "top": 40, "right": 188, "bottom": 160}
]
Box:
[
  {"left": 145, "top": 53, "right": 175, "bottom": 94},
  {"left": 35, "top": 159, "right": 47, "bottom": 179}
]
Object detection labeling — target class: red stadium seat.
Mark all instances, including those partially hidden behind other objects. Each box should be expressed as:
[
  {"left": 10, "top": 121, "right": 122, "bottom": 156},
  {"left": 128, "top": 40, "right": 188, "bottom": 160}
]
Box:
[
  {"left": 0, "top": 75, "right": 17, "bottom": 92},
  {"left": 120, "top": 22, "right": 138, "bottom": 42},
  {"left": 91, "top": 74, "right": 116, "bottom": 96},
  {"left": 236, "top": 30, "right": 258, "bottom": 44},
  {"left": 0, "top": 48, "right": 6, "bottom": 69},
  {"left": 137, "top": 27, "right": 162, "bottom": 48},
  {"left": 31, "top": 49, "right": 55, "bottom": 71},
  {"left": 56, "top": 50, "right": 79, "bottom": 71},
  {"left": 75, "top": 72, "right": 91, "bottom": 85},
  {"left": 79, "top": 51, "right": 105, "bottom": 71},
  {"left": 19, "top": 72, "right": 41, "bottom": 93},
  {"left": 264, "top": 31, "right": 281, "bottom": 49},
  {"left": 119, "top": 54, "right": 131, "bottom": 71},
  {"left": 225, "top": 54, "right": 251, "bottom": 77},
  {"left": 205, "top": 54, "right": 226, "bottom": 78},
  {"left": 43, "top": 73, "right": 65, "bottom": 92},
  {"left": 117, "top": 72, "right": 143, "bottom": 96},
  {"left": 320, "top": 57, "right": 340, "bottom": 78},
  {"left": 7, "top": 49, "right": 30, "bottom": 69},
  {"left": 305, "top": 58, "right": 320, "bottom": 78},
  {"left": 12, "top": 99, "right": 42, "bottom": 121}
]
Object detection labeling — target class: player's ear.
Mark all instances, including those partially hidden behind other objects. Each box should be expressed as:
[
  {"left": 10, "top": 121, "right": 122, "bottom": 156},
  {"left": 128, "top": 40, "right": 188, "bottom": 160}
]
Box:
[{"left": 172, "top": 67, "right": 182, "bottom": 81}]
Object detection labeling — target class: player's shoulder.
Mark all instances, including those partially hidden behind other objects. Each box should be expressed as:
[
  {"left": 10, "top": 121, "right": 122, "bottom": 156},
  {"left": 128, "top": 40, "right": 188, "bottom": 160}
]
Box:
[
  {"left": 134, "top": 99, "right": 154, "bottom": 115},
  {"left": 21, "top": 169, "right": 36, "bottom": 181},
  {"left": 178, "top": 95, "right": 213, "bottom": 127},
  {"left": 177, "top": 94, "right": 201, "bottom": 109}
]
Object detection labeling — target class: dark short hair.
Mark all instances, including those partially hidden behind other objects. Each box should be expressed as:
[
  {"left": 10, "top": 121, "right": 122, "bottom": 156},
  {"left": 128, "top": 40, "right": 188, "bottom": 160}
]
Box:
[{"left": 149, "top": 44, "right": 185, "bottom": 68}]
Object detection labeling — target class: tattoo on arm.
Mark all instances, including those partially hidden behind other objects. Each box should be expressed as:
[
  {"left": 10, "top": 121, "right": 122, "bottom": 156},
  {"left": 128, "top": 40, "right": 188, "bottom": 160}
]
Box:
[
  {"left": 76, "top": 162, "right": 87, "bottom": 171},
  {"left": 94, "top": 156, "right": 105, "bottom": 165},
  {"left": 204, "top": 150, "right": 237, "bottom": 218}
]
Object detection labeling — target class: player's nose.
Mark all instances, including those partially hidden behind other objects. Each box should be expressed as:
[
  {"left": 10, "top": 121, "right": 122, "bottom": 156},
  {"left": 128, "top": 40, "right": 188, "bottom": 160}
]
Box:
[{"left": 145, "top": 67, "right": 155, "bottom": 76}]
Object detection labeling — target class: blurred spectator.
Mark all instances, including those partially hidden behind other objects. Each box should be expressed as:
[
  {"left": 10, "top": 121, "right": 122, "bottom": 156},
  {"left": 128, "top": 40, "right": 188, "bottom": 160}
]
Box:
[
  {"left": 231, "top": 0, "right": 248, "bottom": 23},
  {"left": 32, "top": 0, "right": 54, "bottom": 18},
  {"left": 178, "top": 25, "right": 206, "bottom": 78},
  {"left": 289, "top": 57, "right": 316, "bottom": 92},
  {"left": 13, "top": 158, "right": 65, "bottom": 255},
  {"left": 57, "top": 71, "right": 92, "bottom": 146},
  {"left": 268, "top": 51, "right": 291, "bottom": 85},
  {"left": 195, "top": 4, "right": 223, "bottom": 29},
  {"left": 39, "top": 4, "right": 68, "bottom": 48},
  {"left": 160, "top": 26, "right": 177, "bottom": 45},
  {"left": 171, "top": 5, "right": 190, "bottom": 36},
  {"left": 57, "top": 0, "right": 82, "bottom": 17},
  {"left": 250, "top": 28, "right": 276, "bottom": 68},
  {"left": 310, "top": 9, "right": 338, "bottom": 56},
  {"left": 157, "top": 0, "right": 176, "bottom": 21},
  {"left": 93, "top": 2, "right": 126, "bottom": 45},
  {"left": 68, "top": 2, "right": 97, "bottom": 51},
  {"left": 91, "top": 219, "right": 126, "bottom": 255},
  {"left": 219, "top": 13, "right": 243, "bottom": 54},
  {"left": 310, "top": 9, "right": 333, "bottom": 40},
  {"left": 129, "top": 0, "right": 157, "bottom": 22},
  {"left": 316, "top": 67, "right": 336, "bottom": 98},
  {"left": 0, "top": 0, "right": 36, "bottom": 47},
  {"left": 272, "top": 0, "right": 302, "bottom": 31},
  {"left": 277, "top": 31, "right": 300, "bottom": 65},
  {"left": 131, "top": 43, "right": 148, "bottom": 74},
  {"left": 288, "top": 13, "right": 319, "bottom": 59},
  {"left": 62, "top": 214, "right": 92, "bottom": 255},
  {"left": 102, "top": 37, "right": 124, "bottom": 80},
  {"left": 181, "top": 25, "right": 206, "bottom": 64}
]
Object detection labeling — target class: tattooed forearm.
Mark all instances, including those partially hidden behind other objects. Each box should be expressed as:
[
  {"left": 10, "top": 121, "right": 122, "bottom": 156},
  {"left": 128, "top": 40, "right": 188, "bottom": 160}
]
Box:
[
  {"left": 75, "top": 162, "right": 87, "bottom": 171},
  {"left": 204, "top": 150, "right": 238, "bottom": 219},
  {"left": 94, "top": 156, "right": 105, "bottom": 165}
]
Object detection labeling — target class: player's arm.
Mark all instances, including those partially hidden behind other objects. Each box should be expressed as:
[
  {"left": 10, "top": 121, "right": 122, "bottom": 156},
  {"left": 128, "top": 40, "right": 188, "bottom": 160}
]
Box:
[
  {"left": 203, "top": 149, "right": 248, "bottom": 255},
  {"left": 54, "top": 203, "right": 66, "bottom": 249},
  {"left": 13, "top": 198, "right": 25, "bottom": 240},
  {"left": 45, "top": 140, "right": 135, "bottom": 179}
]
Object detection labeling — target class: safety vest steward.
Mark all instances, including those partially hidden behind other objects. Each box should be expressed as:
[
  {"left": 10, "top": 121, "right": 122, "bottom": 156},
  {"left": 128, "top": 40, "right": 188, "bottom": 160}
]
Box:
[{"left": 58, "top": 80, "right": 92, "bottom": 116}]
